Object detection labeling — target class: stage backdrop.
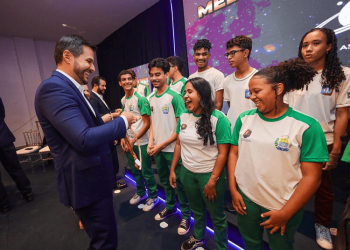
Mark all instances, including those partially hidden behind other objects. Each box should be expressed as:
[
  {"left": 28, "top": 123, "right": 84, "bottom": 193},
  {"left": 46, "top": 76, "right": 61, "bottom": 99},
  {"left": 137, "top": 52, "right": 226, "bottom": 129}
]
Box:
[{"left": 184, "top": 0, "right": 350, "bottom": 77}]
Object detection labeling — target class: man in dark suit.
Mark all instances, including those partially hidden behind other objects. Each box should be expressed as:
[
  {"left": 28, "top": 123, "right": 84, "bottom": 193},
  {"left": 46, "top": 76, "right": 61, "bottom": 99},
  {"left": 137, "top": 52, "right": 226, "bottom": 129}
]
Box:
[
  {"left": 90, "top": 76, "right": 126, "bottom": 190},
  {"left": 0, "top": 97, "right": 34, "bottom": 213},
  {"left": 90, "top": 76, "right": 121, "bottom": 123},
  {"left": 35, "top": 35, "right": 135, "bottom": 250}
]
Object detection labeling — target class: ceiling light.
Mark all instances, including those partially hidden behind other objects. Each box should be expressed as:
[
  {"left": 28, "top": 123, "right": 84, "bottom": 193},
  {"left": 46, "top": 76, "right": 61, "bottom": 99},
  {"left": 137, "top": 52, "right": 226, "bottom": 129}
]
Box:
[{"left": 62, "top": 24, "right": 67, "bottom": 27}]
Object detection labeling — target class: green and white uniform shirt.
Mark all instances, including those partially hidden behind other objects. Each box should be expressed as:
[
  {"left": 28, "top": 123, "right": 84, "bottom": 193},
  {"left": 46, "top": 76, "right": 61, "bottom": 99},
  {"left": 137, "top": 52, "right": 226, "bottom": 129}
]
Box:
[
  {"left": 170, "top": 77, "right": 187, "bottom": 96},
  {"left": 176, "top": 110, "right": 231, "bottom": 173},
  {"left": 135, "top": 82, "right": 150, "bottom": 97},
  {"left": 231, "top": 107, "right": 329, "bottom": 210},
  {"left": 121, "top": 91, "right": 151, "bottom": 146},
  {"left": 284, "top": 66, "right": 350, "bottom": 145},
  {"left": 148, "top": 87, "right": 185, "bottom": 152},
  {"left": 223, "top": 68, "right": 257, "bottom": 130}
]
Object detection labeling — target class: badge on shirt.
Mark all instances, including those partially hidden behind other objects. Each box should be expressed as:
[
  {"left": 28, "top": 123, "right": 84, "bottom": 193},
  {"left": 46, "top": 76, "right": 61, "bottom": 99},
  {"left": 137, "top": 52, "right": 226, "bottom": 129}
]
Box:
[
  {"left": 129, "top": 104, "right": 134, "bottom": 111},
  {"left": 275, "top": 135, "right": 291, "bottom": 152},
  {"left": 181, "top": 124, "right": 187, "bottom": 130},
  {"left": 162, "top": 106, "right": 169, "bottom": 114},
  {"left": 245, "top": 89, "right": 251, "bottom": 99},
  {"left": 320, "top": 86, "right": 333, "bottom": 96},
  {"left": 243, "top": 129, "right": 252, "bottom": 138},
  {"left": 151, "top": 106, "right": 154, "bottom": 112}
]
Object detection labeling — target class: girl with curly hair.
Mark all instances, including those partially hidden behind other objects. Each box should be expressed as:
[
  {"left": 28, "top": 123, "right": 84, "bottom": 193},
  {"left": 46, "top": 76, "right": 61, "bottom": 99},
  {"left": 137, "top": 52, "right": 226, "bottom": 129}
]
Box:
[
  {"left": 169, "top": 77, "right": 231, "bottom": 250},
  {"left": 228, "top": 58, "right": 329, "bottom": 250},
  {"left": 284, "top": 28, "right": 350, "bottom": 250}
]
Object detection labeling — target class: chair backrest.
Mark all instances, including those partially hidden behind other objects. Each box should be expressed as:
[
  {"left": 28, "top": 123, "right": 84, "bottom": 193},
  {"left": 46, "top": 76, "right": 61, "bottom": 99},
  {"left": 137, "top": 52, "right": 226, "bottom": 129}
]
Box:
[
  {"left": 35, "top": 121, "right": 43, "bottom": 145},
  {"left": 23, "top": 129, "right": 42, "bottom": 147}
]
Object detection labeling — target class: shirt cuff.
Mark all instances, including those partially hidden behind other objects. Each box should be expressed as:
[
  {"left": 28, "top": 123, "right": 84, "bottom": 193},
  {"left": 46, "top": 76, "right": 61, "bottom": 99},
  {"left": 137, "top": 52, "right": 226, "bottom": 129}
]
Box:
[{"left": 120, "top": 115, "right": 129, "bottom": 129}]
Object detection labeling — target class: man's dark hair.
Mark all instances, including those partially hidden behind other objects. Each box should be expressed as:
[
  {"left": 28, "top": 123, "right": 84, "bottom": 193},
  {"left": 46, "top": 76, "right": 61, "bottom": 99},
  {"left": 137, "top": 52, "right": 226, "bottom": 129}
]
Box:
[
  {"left": 118, "top": 70, "right": 133, "bottom": 81},
  {"left": 148, "top": 58, "right": 170, "bottom": 74},
  {"left": 127, "top": 69, "right": 136, "bottom": 79},
  {"left": 167, "top": 56, "right": 184, "bottom": 72},
  {"left": 193, "top": 39, "right": 212, "bottom": 52},
  {"left": 91, "top": 76, "right": 106, "bottom": 88},
  {"left": 226, "top": 35, "right": 253, "bottom": 59},
  {"left": 54, "top": 34, "right": 97, "bottom": 65}
]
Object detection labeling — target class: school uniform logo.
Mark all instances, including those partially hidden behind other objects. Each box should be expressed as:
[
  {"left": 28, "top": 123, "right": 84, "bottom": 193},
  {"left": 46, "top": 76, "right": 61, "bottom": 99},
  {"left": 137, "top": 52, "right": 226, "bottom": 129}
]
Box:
[
  {"left": 162, "top": 106, "right": 169, "bottom": 114},
  {"left": 129, "top": 104, "right": 134, "bottom": 111},
  {"left": 151, "top": 106, "right": 154, "bottom": 112},
  {"left": 245, "top": 89, "right": 251, "bottom": 99},
  {"left": 243, "top": 129, "right": 252, "bottom": 138},
  {"left": 320, "top": 86, "right": 333, "bottom": 96},
  {"left": 275, "top": 135, "right": 291, "bottom": 152},
  {"left": 181, "top": 124, "right": 187, "bottom": 130}
]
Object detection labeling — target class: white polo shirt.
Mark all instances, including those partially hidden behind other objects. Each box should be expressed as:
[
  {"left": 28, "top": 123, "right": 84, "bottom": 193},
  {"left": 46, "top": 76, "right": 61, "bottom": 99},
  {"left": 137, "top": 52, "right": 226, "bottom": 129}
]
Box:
[
  {"left": 189, "top": 67, "right": 224, "bottom": 102},
  {"left": 284, "top": 66, "right": 350, "bottom": 145},
  {"left": 223, "top": 68, "right": 257, "bottom": 130},
  {"left": 231, "top": 107, "right": 329, "bottom": 210},
  {"left": 148, "top": 87, "right": 185, "bottom": 152},
  {"left": 176, "top": 109, "right": 231, "bottom": 173}
]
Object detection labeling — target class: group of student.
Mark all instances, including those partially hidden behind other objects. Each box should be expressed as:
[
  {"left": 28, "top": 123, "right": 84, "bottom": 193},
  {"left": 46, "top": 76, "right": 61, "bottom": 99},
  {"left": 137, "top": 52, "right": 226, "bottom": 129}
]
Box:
[{"left": 116, "top": 27, "right": 349, "bottom": 250}]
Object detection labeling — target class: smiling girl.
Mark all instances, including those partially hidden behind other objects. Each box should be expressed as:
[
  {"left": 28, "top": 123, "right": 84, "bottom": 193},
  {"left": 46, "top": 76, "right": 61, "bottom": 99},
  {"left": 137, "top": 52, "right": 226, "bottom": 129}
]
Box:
[
  {"left": 228, "top": 58, "right": 329, "bottom": 250},
  {"left": 169, "top": 77, "right": 231, "bottom": 250}
]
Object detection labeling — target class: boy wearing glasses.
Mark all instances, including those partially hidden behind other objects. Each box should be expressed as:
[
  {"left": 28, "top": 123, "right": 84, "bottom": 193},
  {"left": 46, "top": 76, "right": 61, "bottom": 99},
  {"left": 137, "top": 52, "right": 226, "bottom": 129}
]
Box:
[
  {"left": 223, "top": 35, "right": 257, "bottom": 130},
  {"left": 189, "top": 39, "right": 225, "bottom": 110}
]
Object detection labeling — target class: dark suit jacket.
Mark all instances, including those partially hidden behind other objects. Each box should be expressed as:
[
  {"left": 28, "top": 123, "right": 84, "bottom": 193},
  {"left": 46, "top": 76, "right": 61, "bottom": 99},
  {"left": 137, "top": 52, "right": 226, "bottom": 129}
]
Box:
[
  {"left": 90, "top": 91, "right": 111, "bottom": 116},
  {"left": 35, "top": 71, "right": 126, "bottom": 209},
  {"left": 0, "top": 97, "right": 15, "bottom": 148}
]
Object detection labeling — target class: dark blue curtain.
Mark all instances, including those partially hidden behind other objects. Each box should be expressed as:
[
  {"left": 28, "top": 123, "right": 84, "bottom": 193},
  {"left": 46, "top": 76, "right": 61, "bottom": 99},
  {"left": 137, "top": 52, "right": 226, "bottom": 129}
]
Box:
[{"left": 97, "top": 0, "right": 188, "bottom": 109}]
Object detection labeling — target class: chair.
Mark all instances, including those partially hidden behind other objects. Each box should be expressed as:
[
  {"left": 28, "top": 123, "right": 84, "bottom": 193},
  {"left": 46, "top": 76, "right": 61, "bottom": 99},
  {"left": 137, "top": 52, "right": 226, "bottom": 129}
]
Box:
[{"left": 16, "top": 129, "right": 42, "bottom": 173}]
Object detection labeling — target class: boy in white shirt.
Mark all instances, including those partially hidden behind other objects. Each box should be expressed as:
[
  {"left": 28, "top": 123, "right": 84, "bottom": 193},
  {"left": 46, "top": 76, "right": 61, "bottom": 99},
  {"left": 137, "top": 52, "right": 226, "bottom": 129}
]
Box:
[
  {"left": 147, "top": 58, "right": 191, "bottom": 235},
  {"left": 223, "top": 35, "right": 257, "bottom": 130},
  {"left": 189, "top": 39, "right": 224, "bottom": 110},
  {"left": 167, "top": 56, "right": 187, "bottom": 96}
]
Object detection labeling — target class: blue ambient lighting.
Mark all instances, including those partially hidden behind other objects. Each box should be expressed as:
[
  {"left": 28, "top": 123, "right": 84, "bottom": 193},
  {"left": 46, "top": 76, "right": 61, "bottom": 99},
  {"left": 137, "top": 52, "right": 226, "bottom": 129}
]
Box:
[{"left": 124, "top": 174, "right": 244, "bottom": 250}]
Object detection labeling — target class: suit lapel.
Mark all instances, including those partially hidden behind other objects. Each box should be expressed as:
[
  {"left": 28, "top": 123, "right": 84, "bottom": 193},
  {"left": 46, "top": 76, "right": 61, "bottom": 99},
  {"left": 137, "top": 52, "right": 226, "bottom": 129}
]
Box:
[{"left": 53, "top": 71, "right": 102, "bottom": 125}]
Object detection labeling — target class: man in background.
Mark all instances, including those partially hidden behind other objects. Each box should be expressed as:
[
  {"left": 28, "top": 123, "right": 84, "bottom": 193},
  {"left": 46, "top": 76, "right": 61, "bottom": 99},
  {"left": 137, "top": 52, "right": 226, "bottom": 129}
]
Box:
[
  {"left": 167, "top": 56, "right": 187, "bottom": 96},
  {"left": 0, "top": 97, "right": 34, "bottom": 213}
]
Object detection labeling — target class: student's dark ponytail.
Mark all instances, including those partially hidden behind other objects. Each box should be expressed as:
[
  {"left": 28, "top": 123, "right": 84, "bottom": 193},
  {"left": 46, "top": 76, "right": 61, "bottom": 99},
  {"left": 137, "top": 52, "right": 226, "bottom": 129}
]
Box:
[{"left": 254, "top": 58, "right": 317, "bottom": 93}]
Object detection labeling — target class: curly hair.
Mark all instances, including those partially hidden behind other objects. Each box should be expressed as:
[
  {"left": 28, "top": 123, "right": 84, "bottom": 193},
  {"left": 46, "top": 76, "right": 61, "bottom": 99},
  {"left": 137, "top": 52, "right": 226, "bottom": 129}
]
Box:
[
  {"left": 186, "top": 77, "right": 215, "bottom": 145},
  {"left": 298, "top": 28, "right": 345, "bottom": 92},
  {"left": 226, "top": 35, "right": 252, "bottom": 59},
  {"left": 254, "top": 58, "right": 317, "bottom": 93},
  {"left": 193, "top": 39, "right": 212, "bottom": 52},
  {"left": 167, "top": 56, "right": 184, "bottom": 72},
  {"left": 148, "top": 58, "right": 170, "bottom": 74}
]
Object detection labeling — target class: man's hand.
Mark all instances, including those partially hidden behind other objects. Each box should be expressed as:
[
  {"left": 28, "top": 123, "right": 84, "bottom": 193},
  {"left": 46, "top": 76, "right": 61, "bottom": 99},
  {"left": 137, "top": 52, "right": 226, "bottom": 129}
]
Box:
[
  {"left": 148, "top": 144, "right": 163, "bottom": 156},
  {"left": 121, "top": 112, "right": 137, "bottom": 126},
  {"left": 203, "top": 182, "right": 217, "bottom": 202},
  {"left": 101, "top": 114, "right": 113, "bottom": 123},
  {"left": 323, "top": 152, "right": 340, "bottom": 170},
  {"left": 120, "top": 138, "right": 128, "bottom": 153},
  {"left": 147, "top": 143, "right": 153, "bottom": 155},
  {"left": 169, "top": 171, "right": 177, "bottom": 188},
  {"left": 115, "top": 109, "right": 122, "bottom": 115},
  {"left": 231, "top": 190, "right": 247, "bottom": 215}
]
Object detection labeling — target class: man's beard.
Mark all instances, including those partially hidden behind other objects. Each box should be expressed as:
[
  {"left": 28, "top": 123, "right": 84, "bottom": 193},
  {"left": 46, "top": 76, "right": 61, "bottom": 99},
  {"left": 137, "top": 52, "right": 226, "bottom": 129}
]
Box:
[
  {"left": 73, "top": 61, "right": 88, "bottom": 85},
  {"left": 97, "top": 87, "right": 105, "bottom": 95}
]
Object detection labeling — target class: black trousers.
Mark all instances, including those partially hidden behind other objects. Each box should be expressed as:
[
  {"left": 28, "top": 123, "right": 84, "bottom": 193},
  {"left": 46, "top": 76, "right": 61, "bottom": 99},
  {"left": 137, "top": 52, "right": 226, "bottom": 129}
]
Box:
[
  {"left": 0, "top": 142, "right": 32, "bottom": 203},
  {"left": 75, "top": 195, "right": 118, "bottom": 250}
]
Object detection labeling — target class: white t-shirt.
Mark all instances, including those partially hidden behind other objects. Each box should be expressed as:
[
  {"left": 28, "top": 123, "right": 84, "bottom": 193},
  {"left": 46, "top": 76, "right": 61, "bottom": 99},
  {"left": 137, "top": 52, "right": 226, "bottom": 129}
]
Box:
[
  {"left": 189, "top": 67, "right": 224, "bottom": 102},
  {"left": 284, "top": 66, "right": 350, "bottom": 145},
  {"left": 135, "top": 82, "right": 150, "bottom": 97},
  {"left": 121, "top": 92, "right": 150, "bottom": 146},
  {"left": 231, "top": 107, "right": 329, "bottom": 210},
  {"left": 148, "top": 87, "right": 185, "bottom": 152},
  {"left": 176, "top": 110, "right": 231, "bottom": 173},
  {"left": 170, "top": 77, "right": 187, "bottom": 96},
  {"left": 224, "top": 68, "right": 257, "bottom": 130}
]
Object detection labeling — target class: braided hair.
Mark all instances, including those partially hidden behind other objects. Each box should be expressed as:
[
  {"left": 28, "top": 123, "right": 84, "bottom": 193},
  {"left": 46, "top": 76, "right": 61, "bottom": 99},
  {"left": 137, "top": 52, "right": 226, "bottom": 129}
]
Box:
[
  {"left": 298, "top": 28, "right": 345, "bottom": 92},
  {"left": 186, "top": 77, "right": 215, "bottom": 145}
]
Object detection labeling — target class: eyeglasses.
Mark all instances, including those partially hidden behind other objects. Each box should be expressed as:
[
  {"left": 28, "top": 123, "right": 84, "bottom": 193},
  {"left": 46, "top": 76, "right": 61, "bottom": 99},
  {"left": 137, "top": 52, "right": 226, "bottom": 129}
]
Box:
[{"left": 224, "top": 49, "right": 245, "bottom": 59}]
